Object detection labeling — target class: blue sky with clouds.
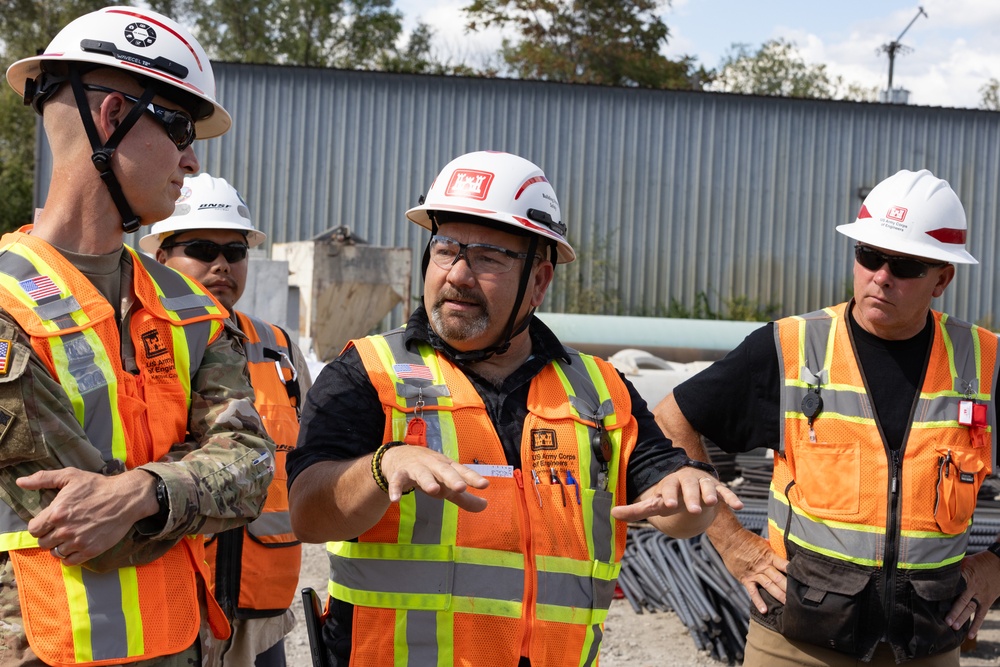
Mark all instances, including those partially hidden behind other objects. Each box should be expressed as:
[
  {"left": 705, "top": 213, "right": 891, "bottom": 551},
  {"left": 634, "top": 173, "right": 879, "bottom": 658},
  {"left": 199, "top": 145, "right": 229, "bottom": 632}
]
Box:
[{"left": 395, "top": 0, "right": 1000, "bottom": 108}]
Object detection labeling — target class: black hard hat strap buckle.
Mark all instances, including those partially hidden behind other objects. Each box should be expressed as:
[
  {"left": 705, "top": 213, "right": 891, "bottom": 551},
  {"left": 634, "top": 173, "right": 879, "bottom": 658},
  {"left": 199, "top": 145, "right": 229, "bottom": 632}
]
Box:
[{"left": 69, "top": 67, "right": 150, "bottom": 233}]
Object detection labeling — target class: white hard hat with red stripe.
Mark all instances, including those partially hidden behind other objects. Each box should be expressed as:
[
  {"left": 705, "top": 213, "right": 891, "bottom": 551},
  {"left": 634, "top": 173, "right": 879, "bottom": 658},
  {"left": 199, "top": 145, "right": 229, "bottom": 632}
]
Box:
[
  {"left": 406, "top": 151, "right": 576, "bottom": 264},
  {"left": 836, "top": 169, "right": 976, "bottom": 264},
  {"left": 6, "top": 5, "right": 230, "bottom": 138}
]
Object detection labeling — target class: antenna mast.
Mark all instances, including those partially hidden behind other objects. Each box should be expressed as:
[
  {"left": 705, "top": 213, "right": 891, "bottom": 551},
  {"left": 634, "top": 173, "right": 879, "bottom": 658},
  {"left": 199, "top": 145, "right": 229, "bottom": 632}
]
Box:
[{"left": 880, "top": 7, "right": 928, "bottom": 93}]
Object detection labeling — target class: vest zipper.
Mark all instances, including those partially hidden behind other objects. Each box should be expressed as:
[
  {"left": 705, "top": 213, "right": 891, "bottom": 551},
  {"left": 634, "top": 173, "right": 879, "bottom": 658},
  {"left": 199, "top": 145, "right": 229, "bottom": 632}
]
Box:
[
  {"left": 881, "top": 448, "right": 903, "bottom": 640},
  {"left": 514, "top": 468, "right": 535, "bottom": 661},
  {"left": 215, "top": 528, "right": 242, "bottom": 619}
]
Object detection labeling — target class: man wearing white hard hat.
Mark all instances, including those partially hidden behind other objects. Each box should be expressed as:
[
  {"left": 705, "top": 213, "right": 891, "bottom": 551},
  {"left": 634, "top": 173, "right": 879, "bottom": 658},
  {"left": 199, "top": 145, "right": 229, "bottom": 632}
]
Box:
[
  {"left": 286, "top": 150, "right": 743, "bottom": 666},
  {"left": 142, "top": 174, "right": 312, "bottom": 667},
  {"left": 0, "top": 7, "right": 274, "bottom": 666},
  {"left": 656, "top": 169, "right": 1000, "bottom": 666}
]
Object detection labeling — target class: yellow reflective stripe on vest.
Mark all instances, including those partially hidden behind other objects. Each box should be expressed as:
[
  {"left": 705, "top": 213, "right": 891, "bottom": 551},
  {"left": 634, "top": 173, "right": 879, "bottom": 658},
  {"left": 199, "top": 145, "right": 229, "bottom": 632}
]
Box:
[{"left": 65, "top": 564, "right": 145, "bottom": 662}]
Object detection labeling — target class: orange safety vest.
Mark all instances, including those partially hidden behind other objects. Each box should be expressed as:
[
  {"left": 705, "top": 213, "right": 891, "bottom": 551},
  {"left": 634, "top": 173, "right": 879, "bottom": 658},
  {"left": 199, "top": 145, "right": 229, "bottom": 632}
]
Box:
[
  {"left": 769, "top": 302, "right": 997, "bottom": 657},
  {"left": 332, "top": 329, "right": 637, "bottom": 667},
  {"left": 0, "top": 230, "right": 231, "bottom": 665},
  {"left": 205, "top": 312, "right": 301, "bottom": 617}
]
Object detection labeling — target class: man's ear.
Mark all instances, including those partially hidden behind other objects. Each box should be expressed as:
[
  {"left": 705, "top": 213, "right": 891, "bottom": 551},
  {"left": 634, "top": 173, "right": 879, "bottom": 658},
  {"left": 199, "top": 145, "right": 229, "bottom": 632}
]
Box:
[
  {"left": 155, "top": 247, "right": 168, "bottom": 264},
  {"left": 96, "top": 92, "right": 129, "bottom": 140}
]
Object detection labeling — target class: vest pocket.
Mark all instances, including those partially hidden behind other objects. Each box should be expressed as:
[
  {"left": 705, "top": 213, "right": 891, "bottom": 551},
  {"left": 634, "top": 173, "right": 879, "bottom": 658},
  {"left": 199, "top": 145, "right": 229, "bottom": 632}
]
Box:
[
  {"left": 788, "top": 440, "right": 861, "bottom": 517},
  {"left": 903, "top": 567, "right": 966, "bottom": 658},
  {"left": 778, "top": 550, "right": 873, "bottom": 655},
  {"left": 933, "top": 447, "right": 984, "bottom": 534}
]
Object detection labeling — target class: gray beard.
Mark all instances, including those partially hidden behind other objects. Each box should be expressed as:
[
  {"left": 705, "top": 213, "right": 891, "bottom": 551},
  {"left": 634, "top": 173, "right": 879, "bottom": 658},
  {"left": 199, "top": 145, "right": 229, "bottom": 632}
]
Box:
[{"left": 429, "top": 300, "right": 491, "bottom": 343}]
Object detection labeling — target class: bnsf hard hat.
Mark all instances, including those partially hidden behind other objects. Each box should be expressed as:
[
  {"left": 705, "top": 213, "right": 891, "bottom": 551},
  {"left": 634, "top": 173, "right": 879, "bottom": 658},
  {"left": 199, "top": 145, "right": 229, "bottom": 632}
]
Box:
[
  {"left": 139, "top": 174, "right": 264, "bottom": 252},
  {"left": 836, "top": 169, "right": 976, "bottom": 264},
  {"left": 406, "top": 151, "right": 576, "bottom": 264},
  {"left": 6, "top": 6, "right": 230, "bottom": 138}
]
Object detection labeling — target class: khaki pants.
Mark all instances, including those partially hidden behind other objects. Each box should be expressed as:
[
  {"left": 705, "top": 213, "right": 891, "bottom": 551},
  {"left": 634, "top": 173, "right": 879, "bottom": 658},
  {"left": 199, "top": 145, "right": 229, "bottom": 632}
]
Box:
[{"left": 744, "top": 620, "right": 960, "bottom": 667}]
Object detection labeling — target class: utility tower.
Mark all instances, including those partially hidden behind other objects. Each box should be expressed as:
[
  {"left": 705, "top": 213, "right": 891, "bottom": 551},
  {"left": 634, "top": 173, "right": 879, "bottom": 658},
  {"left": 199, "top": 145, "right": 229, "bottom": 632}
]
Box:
[{"left": 878, "top": 7, "right": 928, "bottom": 103}]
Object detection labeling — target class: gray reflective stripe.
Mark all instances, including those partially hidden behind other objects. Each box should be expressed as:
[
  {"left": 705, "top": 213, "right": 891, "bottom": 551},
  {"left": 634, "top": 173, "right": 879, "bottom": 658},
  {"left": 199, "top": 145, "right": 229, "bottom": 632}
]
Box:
[
  {"left": 453, "top": 562, "right": 523, "bottom": 601},
  {"left": 944, "top": 317, "right": 978, "bottom": 395},
  {"left": 242, "top": 339, "right": 267, "bottom": 364},
  {"left": 0, "top": 252, "right": 59, "bottom": 300},
  {"left": 775, "top": 489, "right": 968, "bottom": 566},
  {"left": 412, "top": 493, "right": 444, "bottom": 545},
  {"left": 537, "top": 570, "right": 593, "bottom": 608},
  {"left": 158, "top": 293, "right": 216, "bottom": 313},
  {"left": 582, "top": 625, "right": 603, "bottom": 667},
  {"left": 34, "top": 295, "right": 81, "bottom": 320},
  {"left": 331, "top": 554, "right": 453, "bottom": 595},
  {"left": 81, "top": 568, "right": 129, "bottom": 660},
  {"left": 800, "top": 309, "right": 834, "bottom": 385},
  {"left": 593, "top": 577, "right": 617, "bottom": 612},
  {"left": 555, "top": 353, "right": 615, "bottom": 562},
  {"left": 383, "top": 333, "right": 448, "bottom": 455},
  {"left": 781, "top": 384, "right": 872, "bottom": 420},
  {"left": 330, "top": 553, "right": 524, "bottom": 602},
  {"left": 243, "top": 313, "right": 280, "bottom": 351},
  {"left": 60, "top": 332, "right": 114, "bottom": 461},
  {"left": 246, "top": 510, "right": 293, "bottom": 538},
  {"left": 405, "top": 611, "right": 438, "bottom": 666},
  {"left": 397, "top": 383, "right": 451, "bottom": 399},
  {"left": 136, "top": 252, "right": 216, "bottom": 321},
  {"left": 182, "top": 320, "right": 212, "bottom": 381}
]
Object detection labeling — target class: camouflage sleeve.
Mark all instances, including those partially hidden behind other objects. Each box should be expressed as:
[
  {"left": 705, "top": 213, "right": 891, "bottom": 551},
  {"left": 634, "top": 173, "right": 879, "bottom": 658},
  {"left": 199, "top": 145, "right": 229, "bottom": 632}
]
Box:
[
  {"left": 0, "top": 314, "right": 112, "bottom": 523},
  {"left": 138, "top": 319, "right": 275, "bottom": 541}
]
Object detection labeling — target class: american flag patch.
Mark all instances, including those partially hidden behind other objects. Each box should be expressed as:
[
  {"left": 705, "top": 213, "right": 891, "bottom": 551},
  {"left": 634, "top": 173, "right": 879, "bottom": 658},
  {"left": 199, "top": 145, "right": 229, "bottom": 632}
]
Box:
[
  {"left": 0, "top": 339, "right": 10, "bottom": 376},
  {"left": 19, "top": 275, "right": 61, "bottom": 301},
  {"left": 393, "top": 363, "right": 433, "bottom": 381}
]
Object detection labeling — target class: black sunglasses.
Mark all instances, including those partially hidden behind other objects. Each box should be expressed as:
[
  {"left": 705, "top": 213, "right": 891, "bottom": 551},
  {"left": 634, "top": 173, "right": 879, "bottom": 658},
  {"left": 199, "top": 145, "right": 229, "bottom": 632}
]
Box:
[
  {"left": 82, "top": 83, "right": 196, "bottom": 151},
  {"left": 161, "top": 240, "right": 249, "bottom": 263},
  {"left": 854, "top": 244, "right": 946, "bottom": 279}
]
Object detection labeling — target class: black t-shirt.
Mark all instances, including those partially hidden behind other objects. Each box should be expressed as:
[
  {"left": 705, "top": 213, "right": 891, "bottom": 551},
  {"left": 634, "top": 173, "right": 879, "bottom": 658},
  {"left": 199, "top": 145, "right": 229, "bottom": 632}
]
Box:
[
  {"left": 673, "top": 304, "right": 932, "bottom": 454},
  {"left": 286, "top": 307, "right": 688, "bottom": 664}
]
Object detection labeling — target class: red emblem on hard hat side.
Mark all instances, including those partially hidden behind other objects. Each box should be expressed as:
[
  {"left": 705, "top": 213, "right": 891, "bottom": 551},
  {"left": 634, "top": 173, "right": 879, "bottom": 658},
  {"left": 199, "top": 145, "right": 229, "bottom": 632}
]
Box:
[
  {"left": 857, "top": 205, "right": 873, "bottom": 219},
  {"left": 886, "top": 206, "right": 907, "bottom": 222},
  {"left": 445, "top": 170, "right": 495, "bottom": 201}
]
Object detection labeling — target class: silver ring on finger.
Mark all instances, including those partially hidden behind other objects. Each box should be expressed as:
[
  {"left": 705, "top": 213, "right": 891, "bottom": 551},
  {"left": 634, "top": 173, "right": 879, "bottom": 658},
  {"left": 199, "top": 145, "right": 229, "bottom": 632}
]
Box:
[{"left": 52, "top": 545, "right": 67, "bottom": 559}]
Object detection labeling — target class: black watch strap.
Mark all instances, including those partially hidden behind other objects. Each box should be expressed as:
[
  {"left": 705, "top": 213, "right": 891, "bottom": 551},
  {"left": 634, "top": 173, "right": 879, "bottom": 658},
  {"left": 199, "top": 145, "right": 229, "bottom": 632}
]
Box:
[
  {"left": 987, "top": 542, "right": 1000, "bottom": 560},
  {"left": 682, "top": 458, "right": 720, "bottom": 480}
]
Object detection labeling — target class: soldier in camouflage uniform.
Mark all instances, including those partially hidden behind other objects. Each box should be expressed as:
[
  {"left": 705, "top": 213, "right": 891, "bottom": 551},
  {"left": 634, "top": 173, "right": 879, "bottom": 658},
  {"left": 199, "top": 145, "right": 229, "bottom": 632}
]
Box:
[{"left": 0, "top": 7, "right": 274, "bottom": 666}]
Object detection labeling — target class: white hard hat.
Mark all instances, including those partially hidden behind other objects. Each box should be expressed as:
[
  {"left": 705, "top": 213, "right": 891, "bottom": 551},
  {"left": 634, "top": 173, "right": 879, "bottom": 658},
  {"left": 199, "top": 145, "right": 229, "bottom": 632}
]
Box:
[
  {"left": 406, "top": 151, "right": 576, "bottom": 263},
  {"left": 836, "top": 169, "right": 976, "bottom": 264},
  {"left": 6, "top": 6, "right": 230, "bottom": 138},
  {"left": 139, "top": 174, "right": 265, "bottom": 252}
]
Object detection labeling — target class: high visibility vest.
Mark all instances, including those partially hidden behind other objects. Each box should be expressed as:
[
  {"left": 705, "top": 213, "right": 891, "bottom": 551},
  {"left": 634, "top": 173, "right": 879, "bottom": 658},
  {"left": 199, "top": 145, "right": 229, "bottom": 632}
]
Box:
[
  {"left": 0, "top": 230, "right": 230, "bottom": 665},
  {"left": 771, "top": 302, "right": 997, "bottom": 569},
  {"left": 332, "top": 329, "right": 637, "bottom": 667},
  {"left": 206, "top": 312, "right": 301, "bottom": 617}
]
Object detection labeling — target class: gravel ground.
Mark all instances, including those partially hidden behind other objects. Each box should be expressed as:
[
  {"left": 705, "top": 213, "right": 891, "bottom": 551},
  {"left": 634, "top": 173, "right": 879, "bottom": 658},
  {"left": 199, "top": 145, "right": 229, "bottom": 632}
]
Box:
[{"left": 286, "top": 541, "right": 1000, "bottom": 666}]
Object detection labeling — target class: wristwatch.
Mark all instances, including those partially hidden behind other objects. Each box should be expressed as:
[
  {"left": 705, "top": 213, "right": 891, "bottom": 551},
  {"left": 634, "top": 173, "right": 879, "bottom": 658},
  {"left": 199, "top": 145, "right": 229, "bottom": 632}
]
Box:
[{"left": 987, "top": 542, "right": 1000, "bottom": 560}]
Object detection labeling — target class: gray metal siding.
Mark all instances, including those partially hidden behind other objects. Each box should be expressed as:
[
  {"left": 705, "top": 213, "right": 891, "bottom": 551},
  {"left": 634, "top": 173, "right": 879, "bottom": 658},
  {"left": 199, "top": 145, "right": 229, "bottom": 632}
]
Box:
[{"left": 35, "top": 63, "right": 1000, "bottom": 325}]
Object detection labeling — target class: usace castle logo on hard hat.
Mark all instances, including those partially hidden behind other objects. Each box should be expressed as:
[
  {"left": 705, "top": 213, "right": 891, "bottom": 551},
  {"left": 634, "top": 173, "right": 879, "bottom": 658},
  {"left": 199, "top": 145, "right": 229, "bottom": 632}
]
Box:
[
  {"left": 446, "top": 170, "right": 495, "bottom": 201},
  {"left": 886, "top": 206, "right": 908, "bottom": 222},
  {"left": 124, "top": 23, "right": 157, "bottom": 48}
]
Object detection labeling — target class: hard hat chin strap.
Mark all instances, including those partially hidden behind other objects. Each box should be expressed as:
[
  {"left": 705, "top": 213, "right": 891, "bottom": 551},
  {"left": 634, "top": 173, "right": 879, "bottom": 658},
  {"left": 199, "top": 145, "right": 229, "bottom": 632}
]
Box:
[{"left": 69, "top": 67, "right": 150, "bottom": 233}]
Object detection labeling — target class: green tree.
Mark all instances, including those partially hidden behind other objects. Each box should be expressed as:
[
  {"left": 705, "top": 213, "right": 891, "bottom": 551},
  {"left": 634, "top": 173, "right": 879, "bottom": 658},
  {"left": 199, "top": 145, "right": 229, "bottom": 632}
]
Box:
[
  {"left": 980, "top": 77, "right": 1000, "bottom": 111},
  {"left": 712, "top": 38, "right": 876, "bottom": 101},
  {"left": 463, "top": 0, "right": 708, "bottom": 89}
]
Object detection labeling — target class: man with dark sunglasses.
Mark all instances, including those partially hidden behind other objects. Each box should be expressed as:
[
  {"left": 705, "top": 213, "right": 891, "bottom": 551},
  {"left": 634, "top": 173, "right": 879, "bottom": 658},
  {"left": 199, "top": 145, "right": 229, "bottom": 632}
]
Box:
[
  {"left": 141, "top": 173, "right": 312, "bottom": 667},
  {"left": 655, "top": 169, "right": 1000, "bottom": 667},
  {"left": 0, "top": 8, "right": 275, "bottom": 666},
  {"left": 287, "top": 151, "right": 743, "bottom": 666}
]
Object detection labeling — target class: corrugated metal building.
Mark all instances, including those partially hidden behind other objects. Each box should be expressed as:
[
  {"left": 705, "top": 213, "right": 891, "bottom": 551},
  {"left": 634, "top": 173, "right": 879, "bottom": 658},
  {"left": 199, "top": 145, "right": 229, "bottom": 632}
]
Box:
[{"left": 35, "top": 62, "right": 1000, "bottom": 325}]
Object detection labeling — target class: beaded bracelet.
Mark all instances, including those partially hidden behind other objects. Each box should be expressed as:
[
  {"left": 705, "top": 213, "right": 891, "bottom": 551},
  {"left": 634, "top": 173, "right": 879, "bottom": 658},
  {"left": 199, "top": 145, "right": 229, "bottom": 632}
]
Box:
[{"left": 371, "top": 441, "right": 413, "bottom": 494}]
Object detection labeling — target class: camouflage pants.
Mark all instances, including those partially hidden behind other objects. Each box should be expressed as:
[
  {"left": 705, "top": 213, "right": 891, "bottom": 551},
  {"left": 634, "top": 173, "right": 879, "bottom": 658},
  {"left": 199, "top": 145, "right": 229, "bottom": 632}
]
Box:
[{"left": 0, "top": 553, "right": 202, "bottom": 666}]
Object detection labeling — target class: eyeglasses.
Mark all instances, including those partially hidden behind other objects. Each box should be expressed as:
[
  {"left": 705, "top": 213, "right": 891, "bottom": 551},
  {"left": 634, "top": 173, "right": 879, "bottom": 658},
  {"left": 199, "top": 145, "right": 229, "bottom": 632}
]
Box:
[
  {"left": 161, "top": 240, "right": 249, "bottom": 263},
  {"left": 82, "top": 84, "right": 196, "bottom": 151},
  {"left": 429, "top": 235, "right": 532, "bottom": 275},
  {"left": 854, "top": 244, "right": 946, "bottom": 279}
]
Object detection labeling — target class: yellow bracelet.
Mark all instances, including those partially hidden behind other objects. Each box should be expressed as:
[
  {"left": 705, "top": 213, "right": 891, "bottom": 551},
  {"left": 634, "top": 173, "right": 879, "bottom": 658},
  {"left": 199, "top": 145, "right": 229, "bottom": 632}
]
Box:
[{"left": 371, "top": 442, "right": 410, "bottom": 494}]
